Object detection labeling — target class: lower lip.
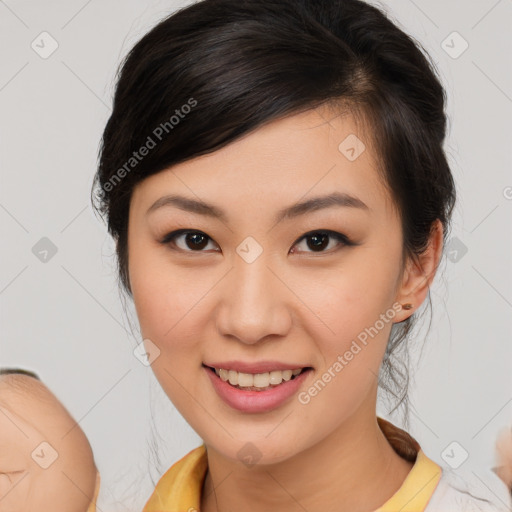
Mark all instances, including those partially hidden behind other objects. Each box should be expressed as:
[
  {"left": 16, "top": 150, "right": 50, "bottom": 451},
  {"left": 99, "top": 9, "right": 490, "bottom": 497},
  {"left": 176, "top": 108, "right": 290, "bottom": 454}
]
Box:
[{"left": 204, "top": 365, "right": 312, "bottom": 413}]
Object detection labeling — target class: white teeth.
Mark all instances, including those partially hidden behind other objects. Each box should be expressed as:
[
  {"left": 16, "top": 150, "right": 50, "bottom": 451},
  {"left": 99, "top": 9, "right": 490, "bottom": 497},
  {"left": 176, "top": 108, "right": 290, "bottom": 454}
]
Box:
[
  {"left": 213, "top": 367, "right": 304, "bottom": 388},
  {"left": 254, "top": 372, "right": 270, "bottom": 387},
  {"left": 228, "top": 370, "right": 238, "bottom": 386},
  {"left": 237, "top": 372, "right": 253, "bottom": 387},
  {"left": 269, "top": 371, "right": 281, "bottom": 385},
  {"left": 282, "top": 370, "right": 293, "bottom": 381}
]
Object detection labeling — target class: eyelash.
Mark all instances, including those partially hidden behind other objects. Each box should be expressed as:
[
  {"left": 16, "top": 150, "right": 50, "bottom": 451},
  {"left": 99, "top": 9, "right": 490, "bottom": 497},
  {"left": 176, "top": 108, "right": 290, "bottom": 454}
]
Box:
[{"left": 159, "top": 229, "right": 355, "bottom": 255}]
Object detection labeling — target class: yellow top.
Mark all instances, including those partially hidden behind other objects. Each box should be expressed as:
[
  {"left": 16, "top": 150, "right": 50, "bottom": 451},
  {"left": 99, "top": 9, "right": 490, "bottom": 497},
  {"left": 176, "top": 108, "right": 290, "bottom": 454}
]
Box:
[
  {"left": 142, "top": 416, "right": 443, "bottom": 512},
  {"left": 86, "top": 472, "right": 101, "bottom": 512}
]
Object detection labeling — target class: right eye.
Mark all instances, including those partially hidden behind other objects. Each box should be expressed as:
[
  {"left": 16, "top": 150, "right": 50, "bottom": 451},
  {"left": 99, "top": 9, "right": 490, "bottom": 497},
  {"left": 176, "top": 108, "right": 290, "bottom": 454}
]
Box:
[{"left": 160, "top": 229, "right": 220, "bottom": 253}]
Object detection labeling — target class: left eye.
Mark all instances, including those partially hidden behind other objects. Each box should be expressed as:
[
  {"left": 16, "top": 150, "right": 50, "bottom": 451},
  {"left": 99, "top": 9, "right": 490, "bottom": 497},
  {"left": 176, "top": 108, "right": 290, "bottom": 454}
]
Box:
[
  {"left": 290, "top": 230, "right": 352, "bottom": 254},
  {"left": 160, "top": 229, "right": 352, "bottom": 254}
]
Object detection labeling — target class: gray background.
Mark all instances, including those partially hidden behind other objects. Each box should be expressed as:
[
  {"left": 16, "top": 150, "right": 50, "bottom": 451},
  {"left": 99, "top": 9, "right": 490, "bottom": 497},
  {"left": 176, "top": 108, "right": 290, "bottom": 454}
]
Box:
[{"left": 1, "top": 0, "right": 511, "bottom": 510}]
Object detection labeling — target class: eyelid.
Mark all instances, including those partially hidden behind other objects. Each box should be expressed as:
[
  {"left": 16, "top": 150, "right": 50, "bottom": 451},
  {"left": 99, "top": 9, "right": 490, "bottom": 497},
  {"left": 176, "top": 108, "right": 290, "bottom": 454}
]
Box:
[
  {"left": 159, "top": 229, "right": 219, "bottom": 251},
  {"left": 292, "top": 229, "right": 352, "bottom": 246},
  {"left": 290, "top": 230, "right": 354, "bottom": 255}
]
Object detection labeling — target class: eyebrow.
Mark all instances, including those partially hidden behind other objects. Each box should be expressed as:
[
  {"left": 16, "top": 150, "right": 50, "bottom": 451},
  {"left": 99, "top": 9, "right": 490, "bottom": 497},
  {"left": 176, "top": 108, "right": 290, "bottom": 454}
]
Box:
[{"left": 146, "top": 192, "right": 369, "bottom": 224}]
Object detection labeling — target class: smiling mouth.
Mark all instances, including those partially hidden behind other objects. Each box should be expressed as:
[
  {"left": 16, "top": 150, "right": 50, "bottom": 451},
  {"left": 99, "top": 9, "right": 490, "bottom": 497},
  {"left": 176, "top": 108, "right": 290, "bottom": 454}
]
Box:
[{"left": 203, "top": 364, "right": 312, "bottom": 391}]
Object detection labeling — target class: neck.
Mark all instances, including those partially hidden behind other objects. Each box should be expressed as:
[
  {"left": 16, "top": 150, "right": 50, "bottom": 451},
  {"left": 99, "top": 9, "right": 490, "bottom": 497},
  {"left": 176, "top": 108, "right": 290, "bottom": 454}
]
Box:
[{"left": 201, "top": 395, "right": 414, "bottom": 512}]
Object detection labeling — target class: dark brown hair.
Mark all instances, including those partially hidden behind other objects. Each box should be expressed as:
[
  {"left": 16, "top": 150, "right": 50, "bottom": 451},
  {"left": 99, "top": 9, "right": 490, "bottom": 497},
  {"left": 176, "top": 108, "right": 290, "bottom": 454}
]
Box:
[
  {"left": 91, "top": 0, "right": 456, "bottom": 418},
  {"left": 0, "top": 368, "right": 40, "bottom": 380}
]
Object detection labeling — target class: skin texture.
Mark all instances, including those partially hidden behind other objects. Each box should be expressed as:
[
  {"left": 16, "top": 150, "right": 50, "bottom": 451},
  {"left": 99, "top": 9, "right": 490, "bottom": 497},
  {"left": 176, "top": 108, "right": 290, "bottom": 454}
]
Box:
[
  {"left": 127, "top": 105, "right": 444, "bottom": 512},
  {"left": 0, "top": 374, "right": 98, "bottom": 512}
]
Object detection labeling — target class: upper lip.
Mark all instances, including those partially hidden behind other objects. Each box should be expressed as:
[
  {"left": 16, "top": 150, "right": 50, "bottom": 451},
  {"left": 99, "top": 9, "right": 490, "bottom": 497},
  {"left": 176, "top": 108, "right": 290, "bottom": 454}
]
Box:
[{"left": 203, "top": 360, "right": 311, "bottom": 374}]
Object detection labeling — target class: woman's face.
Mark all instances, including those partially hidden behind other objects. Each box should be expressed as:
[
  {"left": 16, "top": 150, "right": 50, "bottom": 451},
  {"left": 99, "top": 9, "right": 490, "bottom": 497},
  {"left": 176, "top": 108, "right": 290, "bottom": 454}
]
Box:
[{"left": 127, "top": 106, "right": 421, "bottom": 464}]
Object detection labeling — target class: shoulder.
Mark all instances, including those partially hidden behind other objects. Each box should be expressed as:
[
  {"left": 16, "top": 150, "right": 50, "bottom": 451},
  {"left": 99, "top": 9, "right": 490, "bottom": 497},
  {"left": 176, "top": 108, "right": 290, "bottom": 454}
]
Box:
[
  {"left": 425, "top": 465, "right": 512, "bottom": 512},
  {"left": 143, "top": 444, "right": 207, "bottom": 512}
]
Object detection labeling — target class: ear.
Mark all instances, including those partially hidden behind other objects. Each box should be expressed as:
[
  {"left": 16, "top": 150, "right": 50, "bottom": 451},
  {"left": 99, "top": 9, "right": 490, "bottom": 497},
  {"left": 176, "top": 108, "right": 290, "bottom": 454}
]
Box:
[{"left": 394, "top": 219, "right": 444, "bottom": 322}]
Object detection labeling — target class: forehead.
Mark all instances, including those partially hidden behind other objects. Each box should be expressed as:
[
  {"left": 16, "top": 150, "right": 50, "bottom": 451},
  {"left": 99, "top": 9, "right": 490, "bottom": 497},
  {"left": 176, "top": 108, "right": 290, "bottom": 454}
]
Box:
[{"left": 131, "top": 106, "right": 393, "bottom": 220}]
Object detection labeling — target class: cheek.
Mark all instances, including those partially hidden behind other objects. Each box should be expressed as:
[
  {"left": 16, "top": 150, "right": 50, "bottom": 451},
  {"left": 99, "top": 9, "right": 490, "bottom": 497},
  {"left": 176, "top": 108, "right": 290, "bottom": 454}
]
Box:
[
  {"left": 128, "top": 247, "right": 217, "bottom": 411},
  {"left": 294, "top": 279, "right": 395, "bottom": 430},
  {"left": 308, "top": 281, "right": 392, "bottom": 389},
  {"left": 305, "top": 259, "right": 399, "bottom": 346},
  {"left": 129, "top": 241, "right": 201, "bottom": 342},
  {"left": 129, "top": 261, "right": 207, "bottom": 409},
  {"left": 298, "top": 247, "right": 401, "bottom": 399}
]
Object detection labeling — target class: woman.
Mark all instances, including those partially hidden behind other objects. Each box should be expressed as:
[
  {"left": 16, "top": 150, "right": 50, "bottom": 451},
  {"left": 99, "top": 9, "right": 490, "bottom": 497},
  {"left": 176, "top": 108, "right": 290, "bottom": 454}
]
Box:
[
  {"left": 1, "top": 0, "right": 511, "bottom": 510},
  {"left": 89, "top": 0, "right": 512, "bottom": 509}
]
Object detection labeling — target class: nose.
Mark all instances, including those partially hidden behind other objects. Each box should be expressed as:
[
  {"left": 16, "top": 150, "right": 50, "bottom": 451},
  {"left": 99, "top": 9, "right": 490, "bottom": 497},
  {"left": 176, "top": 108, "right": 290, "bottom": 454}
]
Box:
[{"left": 215, "top": 255, "right": 292, "bottom": 345}]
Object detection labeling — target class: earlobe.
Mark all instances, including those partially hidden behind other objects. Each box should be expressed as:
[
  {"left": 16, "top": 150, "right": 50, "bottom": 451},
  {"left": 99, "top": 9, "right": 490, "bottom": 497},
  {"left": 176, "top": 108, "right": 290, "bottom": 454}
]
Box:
[{"left": 394, "top": 219, "right": 444, "bottom": 321}]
